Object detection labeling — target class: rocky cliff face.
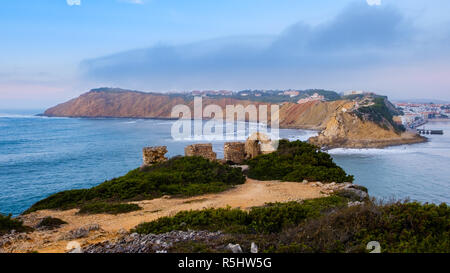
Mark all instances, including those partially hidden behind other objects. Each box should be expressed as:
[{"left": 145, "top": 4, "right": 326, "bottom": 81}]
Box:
[
  {"left": 43, "top": 88, "right": 426, "bottom": 148},
  {"left": 308, "top": 101, "right": 426, "bottom": 148}
]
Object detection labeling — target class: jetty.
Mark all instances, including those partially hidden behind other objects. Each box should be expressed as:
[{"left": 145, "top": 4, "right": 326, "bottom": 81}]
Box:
[{"left": 417, "top": 129, "right": 444, "bottom": 135}]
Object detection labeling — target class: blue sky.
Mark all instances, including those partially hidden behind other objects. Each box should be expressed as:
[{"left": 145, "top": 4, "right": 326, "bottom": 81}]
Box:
[{"left": 1, "top": 0, "right": 450, "bottom": 108}]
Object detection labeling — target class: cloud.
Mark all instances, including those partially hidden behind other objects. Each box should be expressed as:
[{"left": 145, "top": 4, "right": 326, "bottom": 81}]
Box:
[
  {"left": 66, "top": 0, "right": 81, "bottom": 6},
  {"left": 79, "top": 3, "right": 450, "bottom": 97},
  {"left": 366, "top": 0, "right": 381, "bottom": 6}
]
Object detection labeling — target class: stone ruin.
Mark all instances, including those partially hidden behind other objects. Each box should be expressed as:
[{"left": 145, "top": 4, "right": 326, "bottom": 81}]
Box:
[
  {"left": 142, "top": 146, "right": 168, "bottom": 166},
  {"left": 224, "top": 142, "right": 246, "bottom": 164},
  {"left": 141, "top": 133, "right": 277, "bottom": 166},
  {"left": 184, "top": 143, "right": 217, "bottom": 161},
  {"left": 244, "top": 132, "right": 276, "bottom": 159}
]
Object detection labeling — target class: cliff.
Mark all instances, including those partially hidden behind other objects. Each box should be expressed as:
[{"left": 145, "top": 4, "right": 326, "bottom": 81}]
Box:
[
  {"left": 43, "top": 88, "right": 426, "bottom": 148},
  {"left": 308, "top": 99, "right": 426, "bottom": 148}
]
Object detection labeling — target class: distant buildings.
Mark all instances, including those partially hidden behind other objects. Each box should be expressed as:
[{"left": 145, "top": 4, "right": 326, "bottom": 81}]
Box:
[
  {"left": 283, "top": 91, "right": 300, "bottom": 97},
  {"left": 395, "top": 102, "right": 449, "bottom": 128},
  {"left": 297, "top": 93, "right": 325, "bottom": 104},
  {"left": 190, "top": 90, "right": 233, "bottom": 96},
  {"left": 344, "top": 90, "right": 375, "bottom": 96}
]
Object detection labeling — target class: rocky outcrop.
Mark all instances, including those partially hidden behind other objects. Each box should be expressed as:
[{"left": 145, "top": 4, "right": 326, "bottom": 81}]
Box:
[
  {"left": 308, "top": 105, "right": 426, "bottom": 149},
  {"left": 142, "top": 146, "right": 168, "bottom": 166},
  {"left": 83, "top": 231, "right": 223, "bottom": 253},
  {"left": 185, "top": 144, "right": 217, "bottom": 161}
]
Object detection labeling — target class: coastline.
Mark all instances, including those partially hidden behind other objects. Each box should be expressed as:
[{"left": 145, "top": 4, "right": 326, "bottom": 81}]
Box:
[{"left": 40, "top": 114, "right": 425, "bottom": 149}]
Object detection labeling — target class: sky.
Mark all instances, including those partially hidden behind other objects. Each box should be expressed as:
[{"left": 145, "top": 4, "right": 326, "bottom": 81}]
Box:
[{"left": 1, "top": 0, "right": 450, "bottom": 109}]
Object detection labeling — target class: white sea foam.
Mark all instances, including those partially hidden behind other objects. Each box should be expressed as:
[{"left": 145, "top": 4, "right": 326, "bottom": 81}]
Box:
[{"left": 327, "top": 147, "right": 416, "bottom": 155}]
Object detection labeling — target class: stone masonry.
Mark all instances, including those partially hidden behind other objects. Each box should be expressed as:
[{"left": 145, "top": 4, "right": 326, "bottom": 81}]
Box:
[
  {"left": 143, "top": 146, "right": 168, "bottom": 166},
  {"left": 184, "top": 144, "right": 217, "bottom": 161},
  {"left": 224, "top": 142, "right": 246, "bottom": 164},
  {"left": 245, "top": 132, "right": 276, "bottom": 159}
]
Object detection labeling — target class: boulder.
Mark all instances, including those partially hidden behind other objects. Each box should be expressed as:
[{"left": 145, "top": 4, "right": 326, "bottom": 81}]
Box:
[
  {"left": 226, "top": 243, "right": 243, "bottom": 253},
  {"left": 251, "top": 242, "right": 258, "bottom": 254}
]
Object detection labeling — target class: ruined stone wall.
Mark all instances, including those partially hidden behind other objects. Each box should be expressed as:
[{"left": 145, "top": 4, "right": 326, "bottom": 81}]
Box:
[
  {"left": 143, "top": 146, "right": 168, "bottom": 166},
  {"left": 245, "top": 132, "right": 276, "bottom": 159},
  {"left": 224, "top": 142, "right": 245, "bottom": 164},
  {"left": 184, "top": 144, "right": 217, "bottom": 161}
]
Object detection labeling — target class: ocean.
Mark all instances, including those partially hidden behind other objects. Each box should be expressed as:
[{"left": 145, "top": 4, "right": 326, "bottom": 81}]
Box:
[{"left": 1, "top": 110, "right": 449, "bottom": 215}]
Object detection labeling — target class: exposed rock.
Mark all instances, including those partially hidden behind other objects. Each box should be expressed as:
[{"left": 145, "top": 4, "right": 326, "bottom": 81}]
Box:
[
  {"left": 117, "top": 228, "right": 128, "bottom": 235},
  {"left": 308, "top": 102, "right": 426, "bottom": 149},
  {"left": 348, "top": 201, "right": 364, "bottom": 207},
  {"left": 63, "top": 224, "right": 101, "bottom": 240},
  {"left": 231, "top": 165, "right": 249, "bottom": 172},
  {"left": 0, "top": 232, "right": 30, "bottom": 249},
  {"left": 251, "top": 242, "right": 258, "bottom": 253},
  {"left": 226, "top": 243, "right": 243, "bottom": 253},
  {"left": 83, "top": 230, "right": 223, "bottom": 253},
  {"left": 185, "top": 144, "right": 217, "bottom": 161},
  {"left": 63, "top": 228, "right": 89, "bottom": 240},
  {"left": 143, "top": 146, "right": 168, "bottom": 166},
  {"left": 224, "top": 142, "right": 245, "bottom": 164},
  {"left": 345, "top": 188, "right": 369, "bottom": 201}
]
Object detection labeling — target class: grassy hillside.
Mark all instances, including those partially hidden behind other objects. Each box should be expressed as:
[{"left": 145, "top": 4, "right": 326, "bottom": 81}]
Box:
[
  {"left": 355, "top": 97, "right": 406, "bottom": 133},
  {"left": 25, "top": 156, "right": 246, "bottom": 214}
]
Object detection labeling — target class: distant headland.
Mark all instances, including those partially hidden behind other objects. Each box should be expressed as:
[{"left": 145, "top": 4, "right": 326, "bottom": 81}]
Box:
[{"left": 43, "top": 88, "right": 426, "bottom": 148}]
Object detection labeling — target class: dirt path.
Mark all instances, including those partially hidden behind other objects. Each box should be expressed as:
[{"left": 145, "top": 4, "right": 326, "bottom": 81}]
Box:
[{"left": 3, "top": 179, "right": 326, "bottom": 253}]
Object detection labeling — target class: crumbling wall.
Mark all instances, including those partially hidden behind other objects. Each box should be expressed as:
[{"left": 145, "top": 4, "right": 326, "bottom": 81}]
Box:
[
  {"left": 184, "top": 143, "right": 217, "bottom": 161},
  {"left": 143, "top": 146, "right": 168, "bottom": 166},
  {"left": 245, "top": 132, "right": 276, "bottom": 159},
  {"left": 224, "top": 142, "right": 246, "bottom": 164}
]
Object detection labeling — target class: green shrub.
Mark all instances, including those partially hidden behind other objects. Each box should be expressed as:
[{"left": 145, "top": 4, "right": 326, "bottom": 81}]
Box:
[
  {"left": 35, "top": 217, "right": 67, "bottom": 230},
  {"left": 247, "top": 140, "right": 353, "bottom": 183},
  {"left": 355, "top": 97, "right": 406, "bottom": 133},
  {"left": 78, "top": 202, "right": 142, "bottom": 215},
  {"left": 132, "top": 195, "right": 348, "bottom": 235},
  {"left": 0, "top": 213, "right": 32, "bottom": 235},
  {"left": 25, "top": 156, "right": 246, "bottom": 213},
  {"left": 165, "top": 200, "right": 449, "bottom": 253},
  {"left": 270, "top": 201, "right": 450, "bottom": 253}
]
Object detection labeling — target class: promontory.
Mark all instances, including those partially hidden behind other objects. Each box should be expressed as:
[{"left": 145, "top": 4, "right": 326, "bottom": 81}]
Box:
[{"left": 43, "top": 88, "right": 426, "bottom": 148}]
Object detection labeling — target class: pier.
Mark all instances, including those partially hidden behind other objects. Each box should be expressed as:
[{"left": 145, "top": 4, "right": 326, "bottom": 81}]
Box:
[{"left": 417, "top": 129, "right": 444, "bottom": 135}]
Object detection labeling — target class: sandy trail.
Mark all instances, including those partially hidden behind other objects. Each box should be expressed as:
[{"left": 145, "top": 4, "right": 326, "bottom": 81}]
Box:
[{"left": 3, "top": 179, "right": 326, "bottom": 253}]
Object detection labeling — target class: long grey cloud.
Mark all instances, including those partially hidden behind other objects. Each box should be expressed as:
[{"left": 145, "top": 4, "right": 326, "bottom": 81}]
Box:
[{"left": 80, "top": 2, "right": 450, "bottom": 97}]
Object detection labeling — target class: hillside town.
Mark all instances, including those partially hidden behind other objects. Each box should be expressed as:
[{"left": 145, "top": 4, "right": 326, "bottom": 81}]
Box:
[{"left": 395, "top": 102, "right": 450, "bottom": 128}]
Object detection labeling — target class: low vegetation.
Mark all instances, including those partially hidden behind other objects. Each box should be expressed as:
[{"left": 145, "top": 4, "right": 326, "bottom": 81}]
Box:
[
  {"left": 355, "top": 97, "right": 406, "bottom": 133},
  {"left": 25, "top": 156, "right": 245, "bottom": 213},
  {"left": 246, "top": 140, "right": 354, "bottom": 183},
  {"left": 78, "top": 202, "right": 141, "bottom": 215},
  {"left": 0, "top": 214, "right": 32, "bottom": 235},
  {"left": 133, "top": 195, "right": 349, "bottom": 235},
  {"left": 35, "top": 217, "right": 67, "bottom": 230},
  {"left": 133, "top": 196, "right": 449, "bottom": 253}
]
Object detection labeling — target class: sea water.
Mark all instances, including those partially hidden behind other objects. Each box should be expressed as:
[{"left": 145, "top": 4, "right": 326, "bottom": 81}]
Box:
[{"left": 0, "top": 110, "right": 448, "bottom": 215}]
